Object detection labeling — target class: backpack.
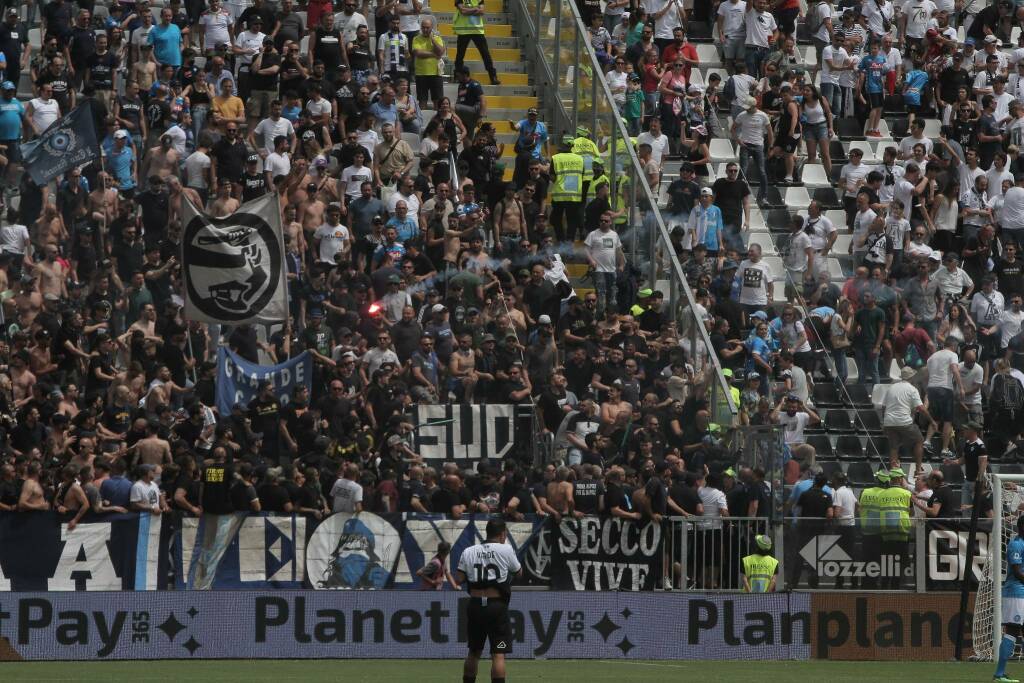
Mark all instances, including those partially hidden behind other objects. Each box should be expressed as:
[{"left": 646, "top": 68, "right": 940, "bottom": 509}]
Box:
[
  {"left": 807, "top": 1, "right": 828, "bottom": 36},
  {"left": 723, "top": 75, "right": 737, "bottom": 103},
  {"left": 994, "top": 374, "right": 1024, "bottom": 412}
]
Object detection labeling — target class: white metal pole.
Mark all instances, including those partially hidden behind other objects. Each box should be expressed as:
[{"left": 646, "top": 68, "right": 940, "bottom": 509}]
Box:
[{"left": 994, "top": 475, "right": 1004, "bottom": 660}]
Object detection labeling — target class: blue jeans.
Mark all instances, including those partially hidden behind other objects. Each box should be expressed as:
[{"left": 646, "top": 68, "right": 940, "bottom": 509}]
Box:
[
  {"left": 853, "top": 345, "right": 880, "bottom": 385},
  {"left": 820, "top": 83, "right": 841, "bottom": 117},
  {"left": 739, "top": 142, "right": 767, "bottom": 200},
  {"left": 192, "top": 105, "right": 208, "bottom": 143},
  {"left": 593, "top": 270, "right": 617, "bottom": 315},
  {"left": 832, "top": 347, "right": 848, "bottom": 384},
  {"left": 744, "top": 45, "right": 770, "bottom": 78}
]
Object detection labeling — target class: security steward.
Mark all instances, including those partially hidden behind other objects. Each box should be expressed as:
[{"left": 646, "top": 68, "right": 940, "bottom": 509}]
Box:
[
  {"left": 857, "top": 468, "right": 887, "bottom": 589},
  {"left": 549, "top": 134, "right": 585, "bottom": 243},
  {"left": 741, "top": 534, "right": 779, "bottom": 593},
  {"left": 878, "top": 466, "right": 913, "bottom": 590},
  {"left": 571, "top": 125, "right": 600, "bottom": 202},
  {"left": 456, "top": 517, "right": 522, "bottom": 683}
]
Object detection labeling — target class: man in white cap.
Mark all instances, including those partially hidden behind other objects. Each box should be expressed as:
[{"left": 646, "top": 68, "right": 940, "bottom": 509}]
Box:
[{"left": 883, "top": 365, "right": 937, "bottom": 470}]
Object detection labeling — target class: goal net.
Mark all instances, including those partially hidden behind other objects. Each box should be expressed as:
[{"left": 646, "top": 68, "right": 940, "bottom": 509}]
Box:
[{"left": 973, "top": 474, "right": 1024, "bottom": 661}]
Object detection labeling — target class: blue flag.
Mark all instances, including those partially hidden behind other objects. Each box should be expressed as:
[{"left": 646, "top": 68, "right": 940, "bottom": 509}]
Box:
[
  {"left": 215, "top": 346, "right": 313, "bottom": 415},
  {"left": 20, "top": 100, "right": 100, "bottom": 185}
]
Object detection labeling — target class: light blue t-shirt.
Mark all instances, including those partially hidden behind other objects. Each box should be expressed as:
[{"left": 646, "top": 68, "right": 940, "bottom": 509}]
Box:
[
  {"left": 0, "top": 96, "right": 23, "bottom": 140},
  {"left": 149, "top": 23, "right": 182, "bottom": 67},
  {"left": 903, "top": 70, "right": 929, "bottom": 106},
  {"left": 107, "top": 145, "right": 136, "bottom": 190},
  {"left": 1005, "top": 537, "right": 1024, "bottom": 598},
  {"left": 858, "top": 54, "right": 889, "bottom": 94}
]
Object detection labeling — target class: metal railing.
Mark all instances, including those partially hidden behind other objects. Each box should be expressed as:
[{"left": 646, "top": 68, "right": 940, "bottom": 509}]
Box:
[
  {"left": 508, "top": 0, "right": 738, "bottom": 426},
  {"left": 662, "top": 515, "right": 991, "bottom": 593}
]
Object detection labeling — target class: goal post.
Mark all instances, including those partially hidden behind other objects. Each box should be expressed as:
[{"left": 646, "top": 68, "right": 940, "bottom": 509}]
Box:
[{"left": 973, "top": 473, "right": 1024, "bottom": 661}]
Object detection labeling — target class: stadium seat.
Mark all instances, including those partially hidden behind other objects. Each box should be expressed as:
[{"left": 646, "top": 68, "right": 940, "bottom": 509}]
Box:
[
  {"left": 810, "top": 187, "right": 843, "bottom": 210},
  {"left": 761, "top": 256, "right": 785, "bottom": 279},
  {"left": 844, "top": 384, "right": 871, "bottom": 405},
  {"left": 846, "top": 140, "right": 878, "bottom": 163},
  {"left": 833, "top": 233, "right": 853, "bottom": 253},
  {"left": 801, "top": 163, "right": 831, "bottom": 188},
  {"left": 853, "top": 409, "right": 883, "bottom": 434},
  {"left": 696, "top": 44, "right": 723, "bottom": 68},
  {"left": 825, "top": 209, "right": 847, "bottom": 226},
  {"left": 784, "top": 186, "right": 811, "bottom": 210},
  {"left": 747, "top": 233, "right": 778, "bottom": 255},
  {"left": 827, "top": 257, "right": 846, "bottom": 281},
  {"left": 764, "top": 208, "right": 792, "bottom": 231},
  {"left": 846, "top": 460, "right": 875, "bottom": 485},
  {"left": 28, "top": 27, "right": 40, "bottom": 49},
  {"left": 806, "top": 433, "right": 833, "bottom": 456},
  {"left": 820, "top": 460, "right": 843, "bottom": 479},
  {"left": 829, "top": 140, "right": 847, "bottom": 162},
  {"left": 761, "top": 185, "right": 785, "bottom": 208},
  {"left": 889, "top": 117, "right": 909, "bottom": 139},
  {"left": 825, "top": 409, "right": 855, "bottom": 433},
  {"left": 835, "top": 435, "right": 865, "bottom": 459},
  {"left": 870, "top": 383, "right": 889, "bottom": 409},
  {"left": 709, "top": 138, "right": 736, "bottom": 163},
  {"left": 922, "top": 118, "right": 942, "bottom": 138},
  {"left": 813, "top": 383, "right": 843, "bottom": 407},
  {"left": 836, "top": 117, "right": 865, "bottom": 141},
  {"left": 940, "top": 464, "right": 965, "bottom": 485}
]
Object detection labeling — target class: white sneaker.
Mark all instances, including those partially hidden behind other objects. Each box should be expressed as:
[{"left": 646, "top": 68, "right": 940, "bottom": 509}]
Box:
[{"left": 784, "top": 175, "right": 794, "bottom": 183}]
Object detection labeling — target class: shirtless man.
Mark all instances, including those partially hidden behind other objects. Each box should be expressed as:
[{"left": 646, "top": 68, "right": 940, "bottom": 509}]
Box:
[
  {"left": 301, "top": 182, "right": 328, "bottom": 237},
  {"left": 35, "top": 246, "right": 68, "bottom": 299},
  {"left": 144, "top": 136, "right": 181, "bottom": 179},
  {"left": 142, "top": 365, "right": 189, "bottom": 411},
  {"left": 9, "top": 351, "right": 35, "bottom": 406},
  {"left": 88, "top": 172, "right": 120, "bottom": 226},
  {"left": 283, "top": 203, "right": 306, "bottom": 256},
  {"left": 208, "top": 178, "right": 240, "bottom": 217},
  {"left": 460, "top": 232, "right": 490, "bottom": 272},
  {"left": 545, "top": 466, "right": 575, "bottom": 518},
  {"left": 33, "top": 203, "right": 66, "bottom": 250},
  {"left": 28, "top": 332, "right": 57, "bottom": 382},
  {"left": 134, "top": 422, "right": 172, "bottom": 468},
  {"left": 167, "top": 176, "right": 203, "bottom": 228},
  {"left": 449, "top": 333, "right": 478, "bottom": 402},
  {"left": 126, "top": 304, "right": 161, "bottom": 341},
  {"left": 17, "top": 461, "right": 49, "bottom": 511},
  {"left": 14, "top": 278, "right": 42, "bottom": 327},
  {"left": 443, "top": 212, "right": 472, "bottom": 267},
  {"left": 600, "top": 381, "right": 633, "bottom": 435},
  {"left": 493, "top": 183, "right": 527, "bottom": 253},
  {"left": 57, "top": 384, "right": 81, "bottom": 418},
  {"left": 131, "top": 45, "right": 157, "bottom": 94}
]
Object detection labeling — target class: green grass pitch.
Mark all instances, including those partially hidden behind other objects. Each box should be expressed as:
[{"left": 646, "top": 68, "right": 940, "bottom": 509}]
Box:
[{"left": 0, "top": 660, "right": 1007, "bottom": 681}]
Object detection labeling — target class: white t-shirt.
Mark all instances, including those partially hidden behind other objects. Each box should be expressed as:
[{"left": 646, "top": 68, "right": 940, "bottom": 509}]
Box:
[
  {"left": 130, "top": 479, "right": 161, "bottom": 509},
  {"left": 971, "top": 289, "right": 1005, "bottom": 327},
  {"left": 902, "top": 0, "right": 937, "bottom": 39},
  {"left": 744, "top": 9, "right": 777, "bottom": 48},
  {"left": 833, "top": 485, "right": 858, "bottom": 527},
  {"left": 1001, "top": 186, "right": 1024, "bottom": 231},
  {"left": 199, "top": 9, "right": 232, "bottom": 48},
  {"left": 0, "top": 223, "right": 30, "bottom": 255},
  {"left": 458, "top": 541, "right": 522, "bottom": 587},
  {"left": 810, "top": 1, "right": 833, "bottom": 42},
  {"left": 28, "top": 97, "right": 59, "bottom": 132},
  {"left": 738, "top": 259, "right": 771, "bottom": 305},
  {"left": 584, "top": 228, "right": 623, "bottom": 273},
  {"left": 898, "top": 135, "right": 932, "bottom": 159},
  {"left": 334, "top": 10, "right": 367, "bottom": 44},
  {"left": 777, "top": 410, "right": 810, "bottom": 445},
  {"left": 265, "top": 151, "right": 291, "bottom": 180},
  {"left": 253, "top": 116, "right": 294, "bottom": 153},
  {"left": 1001, "top": 309, "right": 1024, "bottom": 348},
  {"left": 821, "top": 45, "right": 847, "bottom": 86},
  {"left": 882, "top": 380, "right": 922, "bottom": 426},
  {"left": 607, "top": 69, "right": 627, "bottom": 105},
  {"left": 233, "top": 29, "right": 266, "bottom": 67},
  {"left": 926, "top": 348, "right": 959, "bottom": 389},
  {"left": 784, "top": 230, "right": 812, "bottom": 273},
  {"left": 862, "top": 0, "right": 894, "bottom": 37},
  {"left": 330, "top": 477, "right": 363, "bottom": 512},
  {"left": 341, "top": 164, "right": 373, "bottom": 199},
  {"left": 636, "top": 131, "right": 669, "bottom": 167},
  {"left": 884, "top": 215, "right": 910, "bottom": 252},
  {"left": 717, "top": 0, "right": 747, "bottom": 38},
  {"left": 184, "top": 150, "right": 211, "bottom": 189},
  {"left": 840, "top": 162, "right": 870, "bottom": 197},
  {"left": 804, "top": 214, "right": 836, "bottom": 251},
  {"left": 960, "top": 361, "right": 984, "bottom": 407},
  {"left": 644, "top": 0, "right": 680, "bottom": 40},
  {"left": 698, "top": 486, "right": 728, "bottom": 529},
  {"left": 733, "top": 109, "right": 771, "bottom": 145},
  {"left": 987, "top": 168, "right": 1015, "bottom": 199},
  {"left": 853, "top": 208, "right": 877, "bottom": 247},
  {"left": 314, "top": 221, "right": 351, "bottom": 263}
]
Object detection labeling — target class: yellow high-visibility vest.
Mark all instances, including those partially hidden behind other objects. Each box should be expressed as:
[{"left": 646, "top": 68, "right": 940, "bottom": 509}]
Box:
[
  {"left": 551, "top": 152, "right": 584, "bottom": 203},
  {"left": 572, "top": 137, "right": 600, "bottom": 182},
  {"left": 453, "top": 0, "right": 486, "bottom": 35},
  {"left": 742, "top": 554, "right": 779, "bottom": 593}
]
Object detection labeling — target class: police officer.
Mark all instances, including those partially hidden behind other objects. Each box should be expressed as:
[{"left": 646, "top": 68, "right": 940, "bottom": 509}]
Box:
[
  {"left": 549, "top": 135, "right": 584, "bottom": 243},
  {"left": 456, "top": 517, "right": 522, "bottom": 683},
  {"left": 741, "top": 534, "right": 779, "bottom": 593}
]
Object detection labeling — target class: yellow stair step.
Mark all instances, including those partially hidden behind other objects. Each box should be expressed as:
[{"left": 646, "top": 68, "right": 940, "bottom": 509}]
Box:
[
  {"left": 485, "top": 95, "right": 538, "bottom": 109},
  {"left": 454, "top": 46, "right": 521, "bottom": 62},
  {"left": 430, "top": 0, "right": 504, "bottom": 11},
  {"left": 473, "top": 71, "right": 528, "bottom": 85},
  {"left": 566, "top": 263, "right": 590, "bottom": 278},
  {"left": 502, "top": 166, "right": 513, "bottom": 181},
  {"left": 437, "top": 23, "right": 513, "bottom": 37}
]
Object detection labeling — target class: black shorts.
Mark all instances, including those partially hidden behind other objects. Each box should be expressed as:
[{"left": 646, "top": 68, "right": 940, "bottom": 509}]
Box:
[
  {"left": 778, "top": 134, "right": 800, "bottom": 154},
  {"left": 467, "top": 597, "right": 513, "bottom": 655},
  {"left": 867, "top": 91, "right": 884, "bottom": 109}
]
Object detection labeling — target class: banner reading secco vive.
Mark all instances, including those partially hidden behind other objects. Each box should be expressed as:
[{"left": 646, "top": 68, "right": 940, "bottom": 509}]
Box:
[
  {"left": 215, "top": 347, "right": 313, "bottom": 415},
  {"left": 0, "top": 592, "right": 812, "bottom": 660},
  {"left": 549, "top": 516, "right": 663, "bottom": 590}
]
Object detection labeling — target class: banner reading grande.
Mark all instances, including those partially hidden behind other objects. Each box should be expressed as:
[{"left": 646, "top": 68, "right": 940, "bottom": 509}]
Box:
[
  {"left": 549, "top": 517, "right": 663, "bottom": 590},
  {"left": 20, "top": 101, "right": 100, "bottom": 185},
  {"left": 216, "top": 347, "right": 313, "bottom": 415},
  {"left": 181, "top": 193, "right": 288, "bottom": 324}
]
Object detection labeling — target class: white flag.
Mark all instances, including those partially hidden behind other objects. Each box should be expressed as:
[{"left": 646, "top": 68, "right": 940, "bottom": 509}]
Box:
[{"left": 181, "top": 193, "right": 288, "bottom": 324}]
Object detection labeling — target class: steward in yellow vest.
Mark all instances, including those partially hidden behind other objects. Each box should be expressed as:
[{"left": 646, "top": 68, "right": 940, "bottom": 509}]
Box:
[
  {"left": 742, "top": 534, "right": 779, "bottom": 593},
  {"left": 550, "top": 135, "right": 585, "bottom": 242},
  {"left": 453, "top": 0, "right": 500, "bottom": 84}
]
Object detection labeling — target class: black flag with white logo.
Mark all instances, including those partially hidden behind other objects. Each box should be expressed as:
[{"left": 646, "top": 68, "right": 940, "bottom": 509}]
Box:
[
  {"left": 20, "top": 100, "right": 100, "bottom": 186},
  {"left": 181, "top": 193, "right": 288, "bottom": 324}
]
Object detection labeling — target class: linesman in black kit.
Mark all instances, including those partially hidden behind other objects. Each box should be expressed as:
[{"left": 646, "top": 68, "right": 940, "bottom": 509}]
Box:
[{"left": 455, "top": 517, "right": 523, "bottom": 683}]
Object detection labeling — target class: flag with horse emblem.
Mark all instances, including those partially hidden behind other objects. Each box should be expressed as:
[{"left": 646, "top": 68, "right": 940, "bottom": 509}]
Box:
[
  {"left": 20, "top": 100, "right": 100, "bottom": 185},
  {"left": 181, "top": 193, "right": 288, "bottom": 324}
]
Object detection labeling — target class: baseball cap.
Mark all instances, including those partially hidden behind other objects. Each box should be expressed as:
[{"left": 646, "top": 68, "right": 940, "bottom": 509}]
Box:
[
  {"left": 900, "top": 366, "right": 917, "bottom": 380},
  {"left": 387, "top": 274, "right": 401, "bottom": 284},
  {"left": 538, "top": 314, "right": 552, "bottom": 325},
  {"left": 431, "top": 303, "right": 446, "bottom": 313},
  {"left": 700, "top": 187, "right": 713, "bottom": 197},
  {"left": 527, "top": 107, "right": 538, "bottom": 115},
  {"left": 748, "top": 372, "right": 761, "bottom": 380},
  {"left": 246, "top": 154, "right": 259, "bottom": 163},
  {"left": 749, "top": 310, "right": 768, "bottom": 320},
  {"left": 985, "top": 34, "right": 999, "bottom": 43},
  {"left": 575, "top": 126, "right": 590, "bottom": 137},
  {"left": 562, "top": 134, "right": 575, "bottom": 146},
  {"left": 638, "top": 288, "right": 653, "bottom": 297},
  {"left": 965, "top": 420, "right": 984, "bottom": 431},
  {"left": 5, "top": 7, "right": 17, "bottom": 15},
  {"left": 889, "top": 467, "right": 907, "bottom": 479},
  {"left": 721, "top": 258, "right": 738, "bottom": 270},
  {"left": 113, "top": 129, "right": 128, "bottom": 139},
  {"left": 755, "top": 534, "right": 772, "bottom": 551},
  {"left": 929, "top": 250, "right": 942, "bottom": 261},
  {"left": 875, "top": 469, "right": 890, "bottom": 483},
  {"left": 481, "top": 334, "right": 496, "bottom": 343}
]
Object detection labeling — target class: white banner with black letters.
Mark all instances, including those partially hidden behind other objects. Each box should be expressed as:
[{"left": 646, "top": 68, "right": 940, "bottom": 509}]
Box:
[{"left": 181, "top": 193, "right": 288, "bottom": 324}]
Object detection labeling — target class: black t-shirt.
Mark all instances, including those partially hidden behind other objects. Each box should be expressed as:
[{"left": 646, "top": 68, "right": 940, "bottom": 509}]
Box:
[
  {"left": 313, "top": 28, "right": 343, "bottom": 71},
  {"left": 258, "top": 482, "right": 291, "bottom": 512},
  {"left": 938, "top": 66, "right": 970, "bottom": 103},
  {"left": 201, "top": 461, "right": 235, "bottom": 513},
  {"left": 251, "top": 51, "right": 282, "bottom": 91},
  {"left": 644, "top": 475, "right": 669, "bottom": 515},
  {"left": 605, "top": 482, "right": 631, "bottom": 513},
  {"left": 36, "top": 68, "right": 72, "bottom": 110},
  {"left": 997, "top": 258, "right": 1024, "bottom": 299},
  {"left": 145, "top": 98, "right": 171, "bottom": 132},
  {"left": 431, "top": 487, "right": 460, "bottom": 515},
  {"left": 964, "top": 438, "right": 987, "bottom": 482},
  {"left": 710, "top": 178, "right": 749, "bottom": 226},
  {"left": 213, "top": 138, "right": 250, "bottom": 181},
  {"left": 241, "top": 171, "right": 268, "bottom": 202},
  {"left": 248, "top": 396, "right": 281, "bottom": 438},
  {"left": 798, "top": 487, "right": 833, "bottom": 518},
  {"left": 573, "top": 478, "right": 605, "bottom": 514},
  {"left": 726, "top": 482, "right": 750, "bottom": 518},
  {"left": 928, "top": 484, "right": 960, "bottom": 518},
  {"left": 669, "top": 482, "right": 701, "bottom": 515},
  {"left": 457, "top": 79, "right": 484, "bottom": 108},
  {"left": 87, "top": 51, "right": 119, "bottom": 90},
  {"left": 229, "top": 479, "right": 258, "bottom": 511}
]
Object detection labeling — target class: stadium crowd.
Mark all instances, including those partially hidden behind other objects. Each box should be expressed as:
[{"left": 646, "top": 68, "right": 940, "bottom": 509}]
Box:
[{"left": 0, "top": 0, "right": 741, "bottom": 540}]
